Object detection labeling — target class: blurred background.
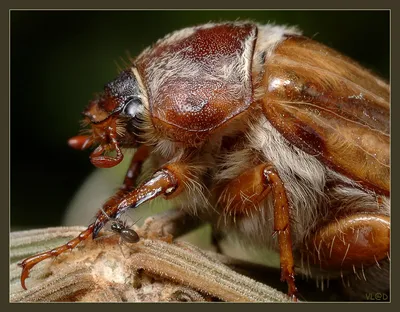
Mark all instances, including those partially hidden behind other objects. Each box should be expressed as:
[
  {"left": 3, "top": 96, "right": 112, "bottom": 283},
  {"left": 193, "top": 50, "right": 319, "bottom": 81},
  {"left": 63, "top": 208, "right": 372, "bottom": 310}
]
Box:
[{"left": 11, "top": 11, "right": 389, "bottom": 230}]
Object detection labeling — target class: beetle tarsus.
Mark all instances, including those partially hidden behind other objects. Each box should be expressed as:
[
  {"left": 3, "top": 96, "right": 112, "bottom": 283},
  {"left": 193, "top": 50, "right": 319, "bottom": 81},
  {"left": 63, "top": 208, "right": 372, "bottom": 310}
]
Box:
[{"left": 17, "top": 224, "right": 95, "bottom": 290}]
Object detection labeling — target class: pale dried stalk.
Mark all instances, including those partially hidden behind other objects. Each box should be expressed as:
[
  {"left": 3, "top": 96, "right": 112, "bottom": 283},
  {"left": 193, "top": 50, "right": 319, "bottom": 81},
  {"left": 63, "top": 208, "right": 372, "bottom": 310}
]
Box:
[
  {"left": 130, "top": 239, "right": 289, "bottom": 302},
  {"left": 10, "top": 224, "right": 291, "bottom": 302}
]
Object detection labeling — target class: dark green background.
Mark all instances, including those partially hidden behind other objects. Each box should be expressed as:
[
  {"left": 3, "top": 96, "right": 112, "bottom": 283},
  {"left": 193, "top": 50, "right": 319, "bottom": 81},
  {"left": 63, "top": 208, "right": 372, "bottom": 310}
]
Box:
[{"left": 11, "top": 10, "right": 389, "bottom": 229}]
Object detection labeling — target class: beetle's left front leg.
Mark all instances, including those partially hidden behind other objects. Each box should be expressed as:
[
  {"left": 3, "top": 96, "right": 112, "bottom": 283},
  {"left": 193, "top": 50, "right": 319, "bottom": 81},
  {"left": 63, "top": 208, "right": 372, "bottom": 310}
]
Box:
[
  {"left": 18, "top": 160, "right": 188, "bottom": 290},
  {"left": 102, "top": 145, "right": 150, "bottom": 210},
  {"left": 220, "top": 164, "right": 297, "bottom": 299},
  {"left": 93, "top": 162, "right": 191, "bottom": 237}
]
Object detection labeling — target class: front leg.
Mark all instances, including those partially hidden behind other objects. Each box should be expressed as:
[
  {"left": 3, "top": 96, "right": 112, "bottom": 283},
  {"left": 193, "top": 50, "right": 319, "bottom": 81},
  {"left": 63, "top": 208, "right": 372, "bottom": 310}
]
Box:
[
  {"left": 102, "top": 145, "right": 150, "bottom": 209},
  {"left": 93, "top": 162, "right": 190, "bottom": 237},
  {"left": 18, "top": 160, "right": 190, "bottom": 289},
  {"left": 219, "top": 163, "right": 297, "bottom": 299}
]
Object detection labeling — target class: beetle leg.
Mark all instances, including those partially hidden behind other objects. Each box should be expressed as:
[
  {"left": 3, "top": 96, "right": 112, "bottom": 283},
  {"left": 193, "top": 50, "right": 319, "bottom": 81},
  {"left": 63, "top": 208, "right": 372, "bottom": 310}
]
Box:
[
  {"left": 121, "top": 145, "right": 150, "bottom": 191},
  {"left": 93, "top": 161, "right": 191, "bottom": 237},
  {"left": 263, "top": 165, "right": 298, "bottom": 300},
  {"left": 18, "top": 225, "right": 95, "bottom": 290},
  {"left": 219, "top": 164, "right": 297, "bottom": 299},
  {"left": 302, "top": 213, "right": 390, "bottom": 272},
  {"left": 102, "top": 145, "right": 150, "bottom": 209},
  {"left": 18, "top": 161, "right": 187, "bottom": 290}
]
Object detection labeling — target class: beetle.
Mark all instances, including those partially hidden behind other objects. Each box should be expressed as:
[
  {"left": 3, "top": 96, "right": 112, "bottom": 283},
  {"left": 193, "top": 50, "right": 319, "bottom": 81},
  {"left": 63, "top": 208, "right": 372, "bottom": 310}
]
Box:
[{"left": 18, "top": 21, "right": 390, "bottom": 300}]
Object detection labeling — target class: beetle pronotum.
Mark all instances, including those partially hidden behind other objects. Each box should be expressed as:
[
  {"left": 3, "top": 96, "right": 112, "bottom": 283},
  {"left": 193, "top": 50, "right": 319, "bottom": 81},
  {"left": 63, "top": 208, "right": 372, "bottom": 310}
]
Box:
[{"left": 19, "top": 22, "right": 390, "bottom": 300}]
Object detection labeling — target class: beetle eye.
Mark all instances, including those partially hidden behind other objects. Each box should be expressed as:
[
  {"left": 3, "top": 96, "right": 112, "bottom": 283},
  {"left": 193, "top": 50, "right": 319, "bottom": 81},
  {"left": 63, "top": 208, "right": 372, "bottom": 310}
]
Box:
[{"left": 121, "top": 97, "right": 143, "bottom": 118}]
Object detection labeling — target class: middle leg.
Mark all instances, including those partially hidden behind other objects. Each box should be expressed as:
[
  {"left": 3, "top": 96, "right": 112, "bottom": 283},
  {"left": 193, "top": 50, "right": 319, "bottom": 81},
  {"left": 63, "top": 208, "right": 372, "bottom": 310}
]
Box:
[{"left": 219, "top": 163, "right": 297, "bottom": 299}]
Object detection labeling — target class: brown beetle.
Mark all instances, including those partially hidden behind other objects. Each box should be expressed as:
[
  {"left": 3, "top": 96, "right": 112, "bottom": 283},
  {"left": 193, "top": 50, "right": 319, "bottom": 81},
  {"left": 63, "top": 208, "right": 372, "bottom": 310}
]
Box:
[{"left": 19, "top": 22, "right": 390, "bottom": 300}]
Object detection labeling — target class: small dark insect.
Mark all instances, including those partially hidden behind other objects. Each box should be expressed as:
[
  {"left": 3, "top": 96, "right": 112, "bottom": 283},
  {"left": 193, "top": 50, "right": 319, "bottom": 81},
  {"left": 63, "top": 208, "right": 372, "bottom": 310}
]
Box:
[
  {"left": 110, "top": 219, "right": 140, "bottom": 244},
  {"left": 99, "top": 207, "right": 141, "bottom": 244}
]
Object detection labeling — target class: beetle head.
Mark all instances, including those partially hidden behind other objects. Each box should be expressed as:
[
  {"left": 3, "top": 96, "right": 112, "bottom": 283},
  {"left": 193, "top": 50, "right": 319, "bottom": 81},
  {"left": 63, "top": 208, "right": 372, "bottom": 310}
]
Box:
[{"left": 68, "top": 69, "right": 146, "bottom": 168}]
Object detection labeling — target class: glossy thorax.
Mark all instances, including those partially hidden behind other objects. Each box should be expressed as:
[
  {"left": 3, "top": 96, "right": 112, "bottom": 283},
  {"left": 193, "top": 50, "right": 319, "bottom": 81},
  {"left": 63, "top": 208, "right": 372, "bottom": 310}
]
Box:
[{"left": 86, "top": 23, "right": 299, "bottom": 142}]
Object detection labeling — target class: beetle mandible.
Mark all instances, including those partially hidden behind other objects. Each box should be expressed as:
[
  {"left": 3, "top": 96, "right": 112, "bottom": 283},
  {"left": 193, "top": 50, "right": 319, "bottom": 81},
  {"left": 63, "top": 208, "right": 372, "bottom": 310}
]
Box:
[{"left": 19, "top": 22, "right": 390, "bottom": 300}]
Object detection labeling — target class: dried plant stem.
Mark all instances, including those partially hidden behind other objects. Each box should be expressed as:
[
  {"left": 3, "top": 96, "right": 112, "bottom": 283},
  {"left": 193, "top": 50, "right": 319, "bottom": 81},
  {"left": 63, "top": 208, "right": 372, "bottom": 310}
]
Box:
[
  {"left": 10, "top": 223, "right": 291, "bottom": 302},
  {"left": 131, "top": 239, "right": 290, "bottom": 302}
]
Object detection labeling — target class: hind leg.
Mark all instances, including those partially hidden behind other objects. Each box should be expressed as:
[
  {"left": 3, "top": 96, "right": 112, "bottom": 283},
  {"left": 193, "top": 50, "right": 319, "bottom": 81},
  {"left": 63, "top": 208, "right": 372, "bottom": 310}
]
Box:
[{"left": 219, "top": 163, "right": 297, "bottom": 299}]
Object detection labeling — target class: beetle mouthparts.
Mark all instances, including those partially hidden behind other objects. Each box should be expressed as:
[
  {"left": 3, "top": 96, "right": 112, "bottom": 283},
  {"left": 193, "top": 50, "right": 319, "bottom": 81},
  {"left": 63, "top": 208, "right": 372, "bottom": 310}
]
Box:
[
  {"left": 89, "top": 142, "right": 124, "bottom": 168},
  {"left": 68, "top": 135, "right": 93, "bottom": 150}
]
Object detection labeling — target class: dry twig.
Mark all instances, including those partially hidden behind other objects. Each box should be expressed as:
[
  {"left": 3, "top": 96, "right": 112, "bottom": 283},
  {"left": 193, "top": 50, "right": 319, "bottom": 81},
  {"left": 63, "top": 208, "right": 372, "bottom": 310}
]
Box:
[{"left": 10, "top": 221, "right": 291, "bottom": 303}]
